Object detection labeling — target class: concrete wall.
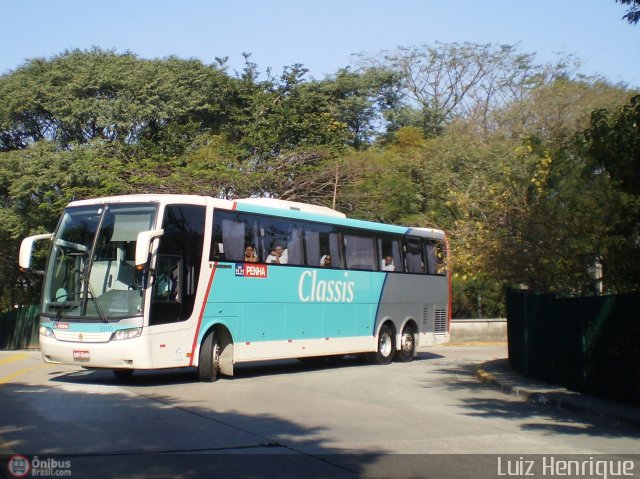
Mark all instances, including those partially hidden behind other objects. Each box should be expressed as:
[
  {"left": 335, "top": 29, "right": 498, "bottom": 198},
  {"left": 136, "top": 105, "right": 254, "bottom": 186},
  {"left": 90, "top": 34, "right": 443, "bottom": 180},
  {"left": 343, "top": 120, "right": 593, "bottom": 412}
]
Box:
[{"left": 449, "top": 319, "right": 507, "bottom": 343}]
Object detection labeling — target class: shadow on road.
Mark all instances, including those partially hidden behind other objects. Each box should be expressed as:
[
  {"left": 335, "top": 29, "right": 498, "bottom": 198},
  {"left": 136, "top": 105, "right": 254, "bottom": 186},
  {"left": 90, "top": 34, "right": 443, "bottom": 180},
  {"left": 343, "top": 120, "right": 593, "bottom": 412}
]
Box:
[
  {"left": 0, "top": 379, "right": 383, "bottom": 478},
  {"left": 424, "top": 359, "right": 640, "bottom": 440},
  {"left": 47, "top": 350, "right": 445, "bottom": 387}
]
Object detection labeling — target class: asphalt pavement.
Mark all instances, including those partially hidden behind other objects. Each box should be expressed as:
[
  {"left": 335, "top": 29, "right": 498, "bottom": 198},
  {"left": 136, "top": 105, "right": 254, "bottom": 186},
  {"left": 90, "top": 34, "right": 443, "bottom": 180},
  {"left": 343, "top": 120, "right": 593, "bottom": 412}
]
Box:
[{"left": 476, "top": 358, "right": 640, "bottom": 430}]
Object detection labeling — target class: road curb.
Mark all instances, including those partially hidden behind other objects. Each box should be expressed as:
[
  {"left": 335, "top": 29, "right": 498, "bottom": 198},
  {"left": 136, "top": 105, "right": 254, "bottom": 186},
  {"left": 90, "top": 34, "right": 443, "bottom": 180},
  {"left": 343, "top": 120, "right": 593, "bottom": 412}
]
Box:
[
  {"left": 475, "top": 368, "right": 640, "bottom": 430},
  {"left": 476, "top": 368, "right": 527, "bottom": 400}
]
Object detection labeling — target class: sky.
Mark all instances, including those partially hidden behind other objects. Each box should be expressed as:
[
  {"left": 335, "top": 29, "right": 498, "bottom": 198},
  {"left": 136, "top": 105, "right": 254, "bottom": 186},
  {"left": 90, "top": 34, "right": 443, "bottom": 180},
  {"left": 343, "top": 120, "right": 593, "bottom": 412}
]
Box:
[{"left": 1, "top": 0, "right": 639, "bottom": 87}]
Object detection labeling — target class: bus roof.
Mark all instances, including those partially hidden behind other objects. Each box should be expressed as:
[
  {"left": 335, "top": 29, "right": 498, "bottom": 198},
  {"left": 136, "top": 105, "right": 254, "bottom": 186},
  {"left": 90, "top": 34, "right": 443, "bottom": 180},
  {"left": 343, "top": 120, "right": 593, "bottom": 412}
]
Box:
[{"left": 65, "top": 194, "right": 446, "bottom": 239}]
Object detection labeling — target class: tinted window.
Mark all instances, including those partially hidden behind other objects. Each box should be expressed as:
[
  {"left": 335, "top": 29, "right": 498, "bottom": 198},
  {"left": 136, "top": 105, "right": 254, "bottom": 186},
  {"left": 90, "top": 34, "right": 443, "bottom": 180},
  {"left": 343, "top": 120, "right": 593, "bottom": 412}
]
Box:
[
  {"left": 404, "top": 237, "right": 424, "bottom": 273},
  {"left": 343, "top": 231, "right": 377, "bottom": 271},
  {"left": 258, "top": 217, "right": 304, "bottom": 266},
  {"left": 211, "top": 211, "right": 261, "bottom": 262},
  {"left": 150, "top": 205, "right": 206, "bottom": 325},
  {"left": 377, "top": 235, "right": 402, "bottom": 273},
  {"left": 425, "top": 239, "right": 447, "bottom": 275},
  {"left": 305, "top": 223, "right": 342, "bottom": 268}
]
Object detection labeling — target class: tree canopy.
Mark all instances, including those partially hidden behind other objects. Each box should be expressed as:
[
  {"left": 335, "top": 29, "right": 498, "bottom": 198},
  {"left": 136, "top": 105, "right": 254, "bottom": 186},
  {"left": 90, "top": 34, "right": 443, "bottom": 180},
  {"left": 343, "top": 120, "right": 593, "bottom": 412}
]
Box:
[
  {"left": 1, "top": 46, "right": 638, "bottom": 315},
  {"left": 617, "top": 0, "right": 640, "bottom": 24}
]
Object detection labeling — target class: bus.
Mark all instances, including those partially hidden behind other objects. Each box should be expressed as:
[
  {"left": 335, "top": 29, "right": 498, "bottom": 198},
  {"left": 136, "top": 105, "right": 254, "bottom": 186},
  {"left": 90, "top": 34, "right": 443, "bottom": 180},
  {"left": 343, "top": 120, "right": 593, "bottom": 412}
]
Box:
[{"left": 19, "top": 194, "right": 450, "bottom": 381}]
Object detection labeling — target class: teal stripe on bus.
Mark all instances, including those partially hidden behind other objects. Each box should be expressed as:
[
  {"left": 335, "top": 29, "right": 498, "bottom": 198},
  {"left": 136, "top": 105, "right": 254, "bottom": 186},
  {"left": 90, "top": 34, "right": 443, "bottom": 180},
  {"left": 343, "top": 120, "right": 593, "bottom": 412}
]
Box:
[
  {"left": 231, "top": 203, "right": 410, "bottom": 235},
  {"left": 199, "top": 263, "right": 387, "bottom": 344}
]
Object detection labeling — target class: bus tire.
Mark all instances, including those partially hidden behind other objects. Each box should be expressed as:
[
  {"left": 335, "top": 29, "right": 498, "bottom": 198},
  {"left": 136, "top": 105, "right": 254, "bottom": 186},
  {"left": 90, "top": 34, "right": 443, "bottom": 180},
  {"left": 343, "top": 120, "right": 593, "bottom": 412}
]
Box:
[
  {"left": 198, "top": 330, "right": 220, "bottom": 382},
  {"left": 397, "top": 323, "right": 417, "bottom": 362},
  {"left": 368, "top": 324, "right": 396, "bottom": 365}
]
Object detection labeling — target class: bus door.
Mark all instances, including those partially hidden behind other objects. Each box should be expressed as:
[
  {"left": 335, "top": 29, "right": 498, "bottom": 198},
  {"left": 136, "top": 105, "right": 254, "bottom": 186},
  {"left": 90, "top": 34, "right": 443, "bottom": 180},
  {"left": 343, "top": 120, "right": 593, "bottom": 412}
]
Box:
[{"left": 148, "top": 204, "right": 206, "bottom": 367}]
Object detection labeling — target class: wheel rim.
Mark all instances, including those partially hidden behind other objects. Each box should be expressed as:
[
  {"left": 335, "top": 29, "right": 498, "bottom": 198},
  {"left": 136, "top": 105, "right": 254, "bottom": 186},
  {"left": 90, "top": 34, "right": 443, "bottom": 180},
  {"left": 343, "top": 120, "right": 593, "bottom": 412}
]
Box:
[
  {"left": 401, "top": 331, "right": 415, "bottom": 353},
  {"left": 213, "top": 342, "right": 220, "bottom": 369},
  {"left": 379, "top": 332, "right": 392, "bottom": 357}
]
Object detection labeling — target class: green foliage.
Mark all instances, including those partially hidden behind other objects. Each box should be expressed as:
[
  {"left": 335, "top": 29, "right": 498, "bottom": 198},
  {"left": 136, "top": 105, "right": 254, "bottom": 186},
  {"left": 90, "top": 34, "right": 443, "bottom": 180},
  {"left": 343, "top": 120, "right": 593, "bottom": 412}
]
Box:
[
  {"left": 0, "top": 48, "right": 232, "bottom": 152},
  {"left": 587, "top": 95, "right": 640, "bottom": 195},
  {"left": 1, "top": 45, "right": 639, "bottom": 315},
  {"left": 452, "top": 274, "right": 505, "bottom": 319},
  {"left": 583, "top": 94, "right": 640, "bottom": 291},
  {"left": 617, "top": 0, "right": 640, "bottom": 24}
]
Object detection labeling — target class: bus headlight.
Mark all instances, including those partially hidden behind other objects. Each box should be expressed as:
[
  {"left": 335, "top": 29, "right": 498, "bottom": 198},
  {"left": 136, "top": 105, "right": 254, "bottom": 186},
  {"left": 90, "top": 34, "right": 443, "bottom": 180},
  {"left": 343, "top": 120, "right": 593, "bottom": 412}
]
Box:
[
  {"left": 39, "top": 326, "right": 54, "bottom": 338},
  {"left": 112, "top": 327, "right": 143, "bottom": 341}
]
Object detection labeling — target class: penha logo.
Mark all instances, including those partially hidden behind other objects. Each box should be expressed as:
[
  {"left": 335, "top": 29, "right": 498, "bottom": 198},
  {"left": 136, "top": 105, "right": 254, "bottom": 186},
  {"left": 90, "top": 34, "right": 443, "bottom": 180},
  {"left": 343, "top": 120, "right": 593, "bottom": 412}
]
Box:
[{"left": 235, "top": 263, "right": 268, "bottom": 278}]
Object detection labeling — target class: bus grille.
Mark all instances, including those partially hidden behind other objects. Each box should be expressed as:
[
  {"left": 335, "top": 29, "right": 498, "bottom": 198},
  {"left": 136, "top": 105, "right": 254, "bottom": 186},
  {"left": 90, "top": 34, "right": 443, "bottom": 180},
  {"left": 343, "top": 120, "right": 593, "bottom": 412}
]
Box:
[
  {"left": 54, "top": 331, "right": 112, "bottom": 343},
  {"left": 434, "top": 309, "right": 448, "bottom": 333}
]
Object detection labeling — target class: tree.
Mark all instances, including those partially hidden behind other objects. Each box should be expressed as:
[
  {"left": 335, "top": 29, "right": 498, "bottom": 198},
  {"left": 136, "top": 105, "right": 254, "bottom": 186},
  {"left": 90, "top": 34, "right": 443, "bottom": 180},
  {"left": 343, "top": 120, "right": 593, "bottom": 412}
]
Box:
[
  {"left": 0, "top": 48, "right": 232, "bottom": 152},
  {"left": 617, "top": 0, "right": 640, "bottom": 24},
  {"left": 583, "top": 94, "right": 640, "bottom": 291},
  {"left": 586, "top": 95, "right": 640, "bottom": 195},
  {"left": 317, "top": 67, "right": 403, "bottom": 149},
  {"left": 493, "top": 77, "right": 632, "bottom": 147},
  {"left": 0, "top": 140, "right": 129, "bottom": 308},
  {"left": 355, "top": 42, "right": 575, "bottom": 136}
]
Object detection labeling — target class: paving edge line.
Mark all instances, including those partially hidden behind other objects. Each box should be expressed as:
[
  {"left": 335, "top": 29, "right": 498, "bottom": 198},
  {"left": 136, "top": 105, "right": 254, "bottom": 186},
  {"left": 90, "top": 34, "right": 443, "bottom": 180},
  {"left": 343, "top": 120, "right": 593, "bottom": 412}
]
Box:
[{"left": 475, "top": 368, "right": 640, "bottom": 430}]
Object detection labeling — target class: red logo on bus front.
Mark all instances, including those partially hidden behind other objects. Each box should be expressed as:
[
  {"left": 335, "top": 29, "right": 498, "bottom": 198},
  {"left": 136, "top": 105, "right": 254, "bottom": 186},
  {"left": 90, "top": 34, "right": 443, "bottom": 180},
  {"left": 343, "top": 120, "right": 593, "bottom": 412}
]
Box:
[{"left": 235, "top": 263, "right": 268, "bottom": 278}]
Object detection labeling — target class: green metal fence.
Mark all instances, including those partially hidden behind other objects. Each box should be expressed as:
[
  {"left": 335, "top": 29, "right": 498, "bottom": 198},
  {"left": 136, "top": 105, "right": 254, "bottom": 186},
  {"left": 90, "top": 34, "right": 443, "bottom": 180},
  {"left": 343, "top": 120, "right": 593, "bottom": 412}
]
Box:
[
  {"left": 0, "top": 305, "right": 40, "bottom": 350},
  {"left": 507, "top": 290, "right": 640, "bottom": 405}
]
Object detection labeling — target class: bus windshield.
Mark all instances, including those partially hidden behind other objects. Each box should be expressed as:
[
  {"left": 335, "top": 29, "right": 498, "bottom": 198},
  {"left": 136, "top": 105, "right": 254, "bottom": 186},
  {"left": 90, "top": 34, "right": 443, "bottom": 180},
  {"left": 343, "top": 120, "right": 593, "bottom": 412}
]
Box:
[{"left": 42, "top": 203, "right": 157, "bottom": 321}]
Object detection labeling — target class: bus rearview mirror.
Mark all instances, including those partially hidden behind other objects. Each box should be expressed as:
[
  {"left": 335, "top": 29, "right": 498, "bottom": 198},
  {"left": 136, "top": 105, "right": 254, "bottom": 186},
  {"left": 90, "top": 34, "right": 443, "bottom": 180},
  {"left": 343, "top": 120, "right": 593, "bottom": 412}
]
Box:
[
  {"left": 135, "top": 229, "right": 165, "bottom": 269},
  {"left": 19, "top": 233, "right": 53, "bottom": 273}
]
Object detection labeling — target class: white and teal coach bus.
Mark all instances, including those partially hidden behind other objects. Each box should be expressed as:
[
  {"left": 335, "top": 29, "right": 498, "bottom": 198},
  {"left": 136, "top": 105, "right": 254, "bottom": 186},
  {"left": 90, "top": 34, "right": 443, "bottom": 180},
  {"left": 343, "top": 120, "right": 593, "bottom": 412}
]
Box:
[{"left": 19, "top": 194, "right": 450, "bottom": 381}]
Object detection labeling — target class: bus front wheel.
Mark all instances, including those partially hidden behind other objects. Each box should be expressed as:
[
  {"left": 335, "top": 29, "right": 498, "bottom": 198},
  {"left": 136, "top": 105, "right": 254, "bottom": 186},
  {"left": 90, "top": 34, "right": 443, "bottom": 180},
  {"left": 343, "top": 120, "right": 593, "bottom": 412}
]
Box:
[
  {"left": 368, "top": 324, "right": 396, "bottom": 365},
  {"left": 198, "top": 330, "right": 220, "bottom": 382}
]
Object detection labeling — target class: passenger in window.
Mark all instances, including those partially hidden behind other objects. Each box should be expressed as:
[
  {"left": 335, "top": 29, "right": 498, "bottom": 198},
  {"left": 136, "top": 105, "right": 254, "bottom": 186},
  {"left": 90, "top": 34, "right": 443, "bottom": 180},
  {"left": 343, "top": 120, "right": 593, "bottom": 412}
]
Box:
[
  {"left": 320, "top": 254, "right": 331, "bottom": 267},
  {"left": 381, "top": 255, "right": 395, "bottom": 272},
  {"left": 244, "top": 245, "right": 258, "bottom": 263},
  {"left": 266, "top": 245, "right": 288, "bottom": 264}
]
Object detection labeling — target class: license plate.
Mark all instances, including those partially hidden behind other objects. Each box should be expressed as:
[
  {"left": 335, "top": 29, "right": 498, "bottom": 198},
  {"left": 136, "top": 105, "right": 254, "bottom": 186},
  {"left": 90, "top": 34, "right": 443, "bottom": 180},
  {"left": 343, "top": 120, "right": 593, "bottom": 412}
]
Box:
[{"left": 73, "top": 350, "right": 90, "bottom": 361}]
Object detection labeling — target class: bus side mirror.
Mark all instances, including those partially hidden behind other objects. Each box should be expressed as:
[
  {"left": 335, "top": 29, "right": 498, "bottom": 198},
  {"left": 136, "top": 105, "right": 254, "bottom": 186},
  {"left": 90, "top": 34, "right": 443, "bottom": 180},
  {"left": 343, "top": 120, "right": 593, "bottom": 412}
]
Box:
[
  {"left": 19, "top": 233, "right": 53, "bottom": 273},
  {"left": 135, "top": 229, "right": 164, "bottom": 270}
]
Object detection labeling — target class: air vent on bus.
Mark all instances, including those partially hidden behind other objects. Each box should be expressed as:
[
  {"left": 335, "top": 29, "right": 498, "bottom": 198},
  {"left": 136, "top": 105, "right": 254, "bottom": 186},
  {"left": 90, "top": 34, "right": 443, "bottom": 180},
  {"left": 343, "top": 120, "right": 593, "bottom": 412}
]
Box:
[
  {"left": 434, "top": 309, "right": 448, "bottom": 333},
  {"left": 422, "top": 306, "right": 429, "bottom": 328}
]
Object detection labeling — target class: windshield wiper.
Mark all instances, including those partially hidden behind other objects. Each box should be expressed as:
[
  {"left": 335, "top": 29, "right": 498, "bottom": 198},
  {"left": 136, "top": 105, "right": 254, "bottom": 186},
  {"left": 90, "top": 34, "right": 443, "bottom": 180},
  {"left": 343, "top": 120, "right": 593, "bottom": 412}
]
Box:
[
  {"left": 53, "top": 290, "right": 107, "bottom": 323},
  {"left": 54, "top": 291, "right": 81, "bottom": 322},
  {"left": 86, "top": 282, "right": 108, "bottom": 324}
]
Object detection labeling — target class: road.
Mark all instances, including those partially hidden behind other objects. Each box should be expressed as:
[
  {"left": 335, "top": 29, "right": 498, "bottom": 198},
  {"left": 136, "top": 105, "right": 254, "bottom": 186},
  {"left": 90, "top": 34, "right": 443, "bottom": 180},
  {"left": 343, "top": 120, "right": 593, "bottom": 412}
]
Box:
[{"left": 0, "top": 345, "right": 638, "bottom": 478}]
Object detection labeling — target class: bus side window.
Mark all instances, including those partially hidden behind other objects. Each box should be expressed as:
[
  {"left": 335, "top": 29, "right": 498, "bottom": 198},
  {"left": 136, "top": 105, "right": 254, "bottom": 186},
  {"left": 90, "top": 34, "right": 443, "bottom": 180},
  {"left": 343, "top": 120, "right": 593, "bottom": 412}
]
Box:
[
  {"left": 343, "top": 231, "right": 376, "bottom": 271},
  {"left": 259, "top": 217, "right": 305, "bottom": 266},
  {"left": 425, "top": 239, "right": 447, "bottom": 275},
  {"left": 377, "top": 235, "right": 402, "bottom": 272},
  {"left": 212, "top": 211, "right": 260, "bottom": 262},
  {"left": 404, "top": 237, "right": 424, "bottom": 273},
  {"left": 304, "top": 223, "right": 342, "bottom": 268}
]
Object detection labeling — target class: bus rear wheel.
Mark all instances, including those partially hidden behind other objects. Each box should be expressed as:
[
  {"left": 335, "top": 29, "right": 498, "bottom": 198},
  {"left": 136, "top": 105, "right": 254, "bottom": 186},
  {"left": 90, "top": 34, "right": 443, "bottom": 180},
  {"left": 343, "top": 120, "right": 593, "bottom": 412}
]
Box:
[
  {"left": 397, "top": 324, "right": 417, "bottom": 362},
  {"left": 198, "top": 330, "right": 220, "bottom": 382},
  {"left": 368, "top": 324, "right": 396, "bottom": 365}
]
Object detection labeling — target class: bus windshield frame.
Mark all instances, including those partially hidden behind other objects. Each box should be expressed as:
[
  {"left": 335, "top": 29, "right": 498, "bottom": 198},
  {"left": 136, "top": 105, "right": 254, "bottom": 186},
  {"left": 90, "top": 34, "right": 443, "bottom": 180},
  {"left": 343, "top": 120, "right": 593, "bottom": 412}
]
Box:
[{"left": 41, "top": 202, "right": 158, "bottom": 321}]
